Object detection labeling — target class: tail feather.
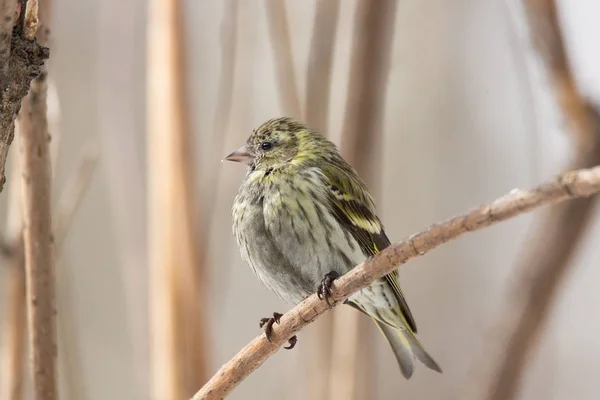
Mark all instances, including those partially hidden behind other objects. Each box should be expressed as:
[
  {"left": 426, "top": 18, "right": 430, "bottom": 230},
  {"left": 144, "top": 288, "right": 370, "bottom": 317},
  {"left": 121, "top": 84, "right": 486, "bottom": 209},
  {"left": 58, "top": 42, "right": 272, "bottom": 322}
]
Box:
[{"left": 374, "top": 319, "right": 442, "bottom": 379}]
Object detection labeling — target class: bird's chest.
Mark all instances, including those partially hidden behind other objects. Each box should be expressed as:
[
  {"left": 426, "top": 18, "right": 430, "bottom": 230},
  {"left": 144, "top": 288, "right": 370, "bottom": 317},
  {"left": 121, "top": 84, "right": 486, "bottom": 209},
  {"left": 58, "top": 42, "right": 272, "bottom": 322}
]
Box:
[
  {"left": 261, "top": 175, "right": 366, "bottom": 282},
  {"left": 232, "top": 170, "right": 366, "bottom": 303}
]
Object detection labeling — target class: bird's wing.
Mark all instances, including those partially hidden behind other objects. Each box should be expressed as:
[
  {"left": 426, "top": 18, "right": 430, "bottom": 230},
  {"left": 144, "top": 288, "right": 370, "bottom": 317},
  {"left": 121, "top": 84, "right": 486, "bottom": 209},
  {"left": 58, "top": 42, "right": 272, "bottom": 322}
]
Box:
[{"left": 319, "top": 163, "right": 418, "bottom": 333}]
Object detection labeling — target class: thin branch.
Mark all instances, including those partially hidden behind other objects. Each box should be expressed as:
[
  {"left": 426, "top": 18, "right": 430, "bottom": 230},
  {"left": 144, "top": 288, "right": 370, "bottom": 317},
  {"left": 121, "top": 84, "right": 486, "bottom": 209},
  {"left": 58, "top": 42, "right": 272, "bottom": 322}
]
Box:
[
  {"left": 53, "top": 143, "right": 98, "bottom": 250},
  {"left": 463, "top": 1, "right": 600, "bottom": 399},
  {"left": 18, "top": 0, "right": 55, "bottom": 398},
  {"left": 0, "top": 0, "right": 48, "bottom": 192},
  {"left": 1, "top": 76, "right": 61, "bottom": 400},
  {"left": 265, "top": 0, "right": 302, "bottom": 118},
  {"left": 192, "top": 165, "right": 600, "bottom": 400}
]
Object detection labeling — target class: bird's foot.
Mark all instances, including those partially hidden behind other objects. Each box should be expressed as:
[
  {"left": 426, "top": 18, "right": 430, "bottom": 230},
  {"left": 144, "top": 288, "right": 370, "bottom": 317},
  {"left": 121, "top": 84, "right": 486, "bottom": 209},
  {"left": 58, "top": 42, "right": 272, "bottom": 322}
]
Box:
[
  {"left": 317, "top": 271, "right": 340, "bottom": 307},
  {"left": 259, "top": 312, "right": 297, "bottom": 350},
  {"left": 284, "top": 335, "right": 297, "bottom": 350}
]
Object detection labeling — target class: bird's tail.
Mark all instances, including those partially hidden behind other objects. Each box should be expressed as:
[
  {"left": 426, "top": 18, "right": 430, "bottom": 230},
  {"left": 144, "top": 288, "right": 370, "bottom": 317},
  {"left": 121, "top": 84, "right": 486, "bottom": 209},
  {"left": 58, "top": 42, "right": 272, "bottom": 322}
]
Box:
[{"left": 373, "top": 319, "right": 442, "bottom": 379}]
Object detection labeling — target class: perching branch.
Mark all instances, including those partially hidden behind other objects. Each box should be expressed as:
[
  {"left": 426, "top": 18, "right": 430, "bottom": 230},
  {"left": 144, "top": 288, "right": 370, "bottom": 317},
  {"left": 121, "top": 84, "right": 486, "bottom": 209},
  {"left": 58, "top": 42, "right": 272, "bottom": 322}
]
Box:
[
  {"left": 463, "top": 1, "right": 600, "bottom": 399},
  {"left": 0, "top": 0, "right": 48, "bottom": 192},
  {"left": 192, "top": 165, "right": 600, "bottom": 400}
]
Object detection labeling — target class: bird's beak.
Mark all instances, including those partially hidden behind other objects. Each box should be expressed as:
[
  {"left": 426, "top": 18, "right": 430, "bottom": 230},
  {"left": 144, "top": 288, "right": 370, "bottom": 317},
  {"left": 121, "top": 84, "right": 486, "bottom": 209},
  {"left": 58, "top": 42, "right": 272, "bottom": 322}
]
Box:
[{"left": 224, "top": 145, "right": 253, "bottom": 164}]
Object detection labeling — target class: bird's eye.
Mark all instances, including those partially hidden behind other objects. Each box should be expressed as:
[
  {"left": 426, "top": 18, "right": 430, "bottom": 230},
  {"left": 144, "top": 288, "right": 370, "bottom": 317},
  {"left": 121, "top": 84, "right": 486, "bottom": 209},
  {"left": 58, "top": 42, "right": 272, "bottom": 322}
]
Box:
[{"left": 261, "top": 141, "right": 273, "bottom": 151}]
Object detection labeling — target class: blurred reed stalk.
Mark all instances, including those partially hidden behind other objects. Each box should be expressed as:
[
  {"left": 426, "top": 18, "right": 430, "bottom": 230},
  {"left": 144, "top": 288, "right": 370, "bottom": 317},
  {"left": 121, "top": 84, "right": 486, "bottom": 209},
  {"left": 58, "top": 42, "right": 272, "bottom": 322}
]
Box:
[
  {"left": 463, "top": 1, "right": 600, "bottom": 400},
  {"left": 97, "top": 1, "right": 149, "bottom": 396},
  {"left": 205, "top": 0, "right": 239, "bottom": 234},
  {"left": 0, "top": 72, "right": 91, "bottom": 400},
  {"left": 19, "top": 0, "right": 57, "bottom": 398},
  {"left": 301, "top": 1, "right": 340, "bottom": 399},
  {"left": 147, "top": 0, "right": 209, "bottom": 398},
  {"left": 265, "top": 0, "right": 302, "bottom": 119},
  {"left": 330, "top": 1, "right": 397, "bottom": 399},
  {"left": 305, "top": 0, "right": 339, "bottom": 134},
  {"left": 0, "top": 135, "right": 26, "bottom": 400}
]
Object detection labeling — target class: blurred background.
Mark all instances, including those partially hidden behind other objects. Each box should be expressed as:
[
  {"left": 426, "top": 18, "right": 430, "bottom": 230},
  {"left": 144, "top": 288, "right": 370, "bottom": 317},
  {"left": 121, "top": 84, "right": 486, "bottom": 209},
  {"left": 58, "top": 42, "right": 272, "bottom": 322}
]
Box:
[{"left": 1, "top": 0, "right": 600, "bottom": 399}]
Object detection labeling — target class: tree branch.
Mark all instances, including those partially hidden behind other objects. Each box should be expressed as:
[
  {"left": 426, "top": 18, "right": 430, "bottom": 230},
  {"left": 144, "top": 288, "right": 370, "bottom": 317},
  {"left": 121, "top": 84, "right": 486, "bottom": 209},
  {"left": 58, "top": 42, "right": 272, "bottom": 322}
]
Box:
[
  {"left": 0, "top": 0, "right": 48, "bottom": 193},
  {"left": 463, "top": 1, "right": 600, "bottom": 399},
  {"left": 192, "top": 165, "right": 600, "bottom": 400},
  {"left": 18, "top": 0, "right": 55, "bottom": 398}
]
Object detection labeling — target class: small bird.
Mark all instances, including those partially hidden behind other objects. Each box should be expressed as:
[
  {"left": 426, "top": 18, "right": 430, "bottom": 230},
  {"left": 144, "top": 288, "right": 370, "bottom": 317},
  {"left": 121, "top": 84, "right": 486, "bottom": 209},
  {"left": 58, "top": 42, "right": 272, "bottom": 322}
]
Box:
[{"left": 225, "top": 117, "right": 441, "bottom": 378}]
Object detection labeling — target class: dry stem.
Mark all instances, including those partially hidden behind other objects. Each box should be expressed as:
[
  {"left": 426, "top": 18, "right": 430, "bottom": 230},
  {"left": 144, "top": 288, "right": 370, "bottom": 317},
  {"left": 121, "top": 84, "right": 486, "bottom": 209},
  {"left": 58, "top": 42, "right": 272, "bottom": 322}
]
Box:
[
  {"left": 304, "top": 0, "right": 339, "bottom": 133},
  {"left": 265, "top": 0, "right": 302, "bottom": 119},
  {"left": 53, "top": 144, "right": 98, "bottom": 249},
  {"left": 18, "top": 0, "right": 55, "bottom": 397},
  {"left": 193, "top": 165, "right": 600, "bottom": 400},
  {"left": 147, "top": 0, "right": 209, "bottom": 398}
]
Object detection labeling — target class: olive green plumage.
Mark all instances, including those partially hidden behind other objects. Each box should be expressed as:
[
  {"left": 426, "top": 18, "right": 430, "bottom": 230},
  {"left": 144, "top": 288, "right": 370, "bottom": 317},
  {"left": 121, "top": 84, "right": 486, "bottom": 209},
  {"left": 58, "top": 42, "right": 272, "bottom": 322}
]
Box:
[{"left": 226, "top": 116, "right": 441, "bottom": 378}]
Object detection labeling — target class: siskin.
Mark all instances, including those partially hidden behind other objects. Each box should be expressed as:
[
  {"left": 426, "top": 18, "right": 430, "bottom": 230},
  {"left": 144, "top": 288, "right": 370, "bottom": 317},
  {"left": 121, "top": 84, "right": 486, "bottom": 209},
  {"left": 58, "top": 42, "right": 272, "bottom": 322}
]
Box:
[{"left": 225, "top": 117, "right": 441, "bottom": 378}]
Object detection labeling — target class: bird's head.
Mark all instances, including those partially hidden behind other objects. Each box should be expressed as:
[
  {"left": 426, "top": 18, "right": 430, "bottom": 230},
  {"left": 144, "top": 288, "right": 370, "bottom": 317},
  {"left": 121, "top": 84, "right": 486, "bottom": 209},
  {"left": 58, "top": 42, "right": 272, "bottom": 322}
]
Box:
[{"left": 224, "top": 117, "right": 335, "bottom": 171}]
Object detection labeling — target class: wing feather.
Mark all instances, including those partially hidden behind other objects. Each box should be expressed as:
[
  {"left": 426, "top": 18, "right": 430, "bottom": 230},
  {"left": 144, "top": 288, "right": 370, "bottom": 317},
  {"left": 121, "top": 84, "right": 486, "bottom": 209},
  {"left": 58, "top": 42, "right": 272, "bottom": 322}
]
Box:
[{"left": 319, "top": 162, "right": 418, "bottom": 333}]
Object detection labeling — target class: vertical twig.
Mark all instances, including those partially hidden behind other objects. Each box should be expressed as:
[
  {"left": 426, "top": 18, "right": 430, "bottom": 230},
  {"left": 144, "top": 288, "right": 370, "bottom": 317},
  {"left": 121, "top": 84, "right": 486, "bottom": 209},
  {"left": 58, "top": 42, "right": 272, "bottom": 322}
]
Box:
[
  {"left": 1, "top": 77, "right": 62, "bottom": 400},
  {"left": 204, "top": 0, "right": 239, "bottom": 223},
  {"left": 147, "top": 0, "right": 209, "bottom": 398},
  {"left": 340, "top": 0, "right": 397, "bottom": 185},
  {"left": 19, "top": 0, "right": 56, "bottom": 398},
  {"left": 331, "top": 1, "right": 397, "bottom": 399},
  {"left": 463, "top": 2, "right": 600, "bottom": 400},
  {"left": 53, "top": 144, "right": 98, "bottom": 249},
  {"left": 305, "top": 0, "right": 340, "bottom": 133},
  {"left": 265, "top": 0, "right": 302, "bottom": 118},
  {"left": 301, "top": 2, "right": 341, "bottom": 399}
]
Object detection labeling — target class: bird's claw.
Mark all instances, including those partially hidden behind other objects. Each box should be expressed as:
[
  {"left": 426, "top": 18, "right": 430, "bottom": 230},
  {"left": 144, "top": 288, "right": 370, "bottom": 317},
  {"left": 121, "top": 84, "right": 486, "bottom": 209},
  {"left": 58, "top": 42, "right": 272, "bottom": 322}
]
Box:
[
  {"left": 317, "top": 271, "right": 340, "bottom": 307},
  {"left": 259, "top": 312, "right": 283, "bottom": 341},
  {"left": 284, "top": 335, "right": 298, "bottom": 350},
  {"left": 259, "top": 312, "right": 298, "bottom": 350}
]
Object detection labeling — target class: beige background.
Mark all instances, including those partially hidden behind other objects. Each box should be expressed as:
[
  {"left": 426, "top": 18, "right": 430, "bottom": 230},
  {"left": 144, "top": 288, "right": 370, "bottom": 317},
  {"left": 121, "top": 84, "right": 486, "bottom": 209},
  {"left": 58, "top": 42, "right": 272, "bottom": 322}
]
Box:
[{"left": 1, "top": 0, "right": 600, "bottom": 399}]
